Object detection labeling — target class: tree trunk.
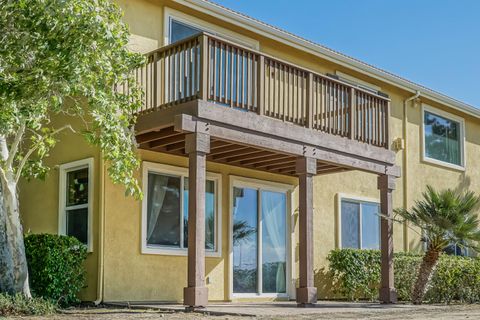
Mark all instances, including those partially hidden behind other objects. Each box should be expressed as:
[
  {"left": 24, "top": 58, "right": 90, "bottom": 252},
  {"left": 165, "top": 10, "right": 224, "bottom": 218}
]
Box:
[
  {"left": 412, "top": 248, "right": 440, "bottom": 304},
  {"left": 0, "top": 183, "right": 15, "bottom": 294},
  {"left": 0, "top": 174, "right": 31, "bottom": 297}
]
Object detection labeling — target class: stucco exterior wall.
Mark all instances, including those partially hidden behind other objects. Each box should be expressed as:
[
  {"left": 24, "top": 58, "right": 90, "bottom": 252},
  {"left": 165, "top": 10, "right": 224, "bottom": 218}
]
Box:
[
  {"left": 19, "top": 114, "right": 100, "bottom": 301},
  {"left": 17, "top": 0, "right": 480, "bottom": 303}
]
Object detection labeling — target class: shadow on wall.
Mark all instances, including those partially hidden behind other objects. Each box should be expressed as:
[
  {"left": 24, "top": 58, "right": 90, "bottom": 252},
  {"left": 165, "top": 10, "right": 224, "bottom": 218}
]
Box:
[{"left": 314, "top": 267, "right": 341, "bottom": 299}]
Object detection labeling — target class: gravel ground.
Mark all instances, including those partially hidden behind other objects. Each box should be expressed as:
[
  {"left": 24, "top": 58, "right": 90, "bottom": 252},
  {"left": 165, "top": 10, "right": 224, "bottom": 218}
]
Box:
[{"left": 5, "top": 304, "right": 480, "bottom": 320}]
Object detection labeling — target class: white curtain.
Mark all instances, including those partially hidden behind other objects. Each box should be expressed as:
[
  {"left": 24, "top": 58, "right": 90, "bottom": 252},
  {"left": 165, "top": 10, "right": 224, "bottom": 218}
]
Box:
[
  {"left": 147, "top": 174, "right": 169, "bottom": 241},
  {"left": 262, "top": 191, "right": 286, "bottom": 293}
]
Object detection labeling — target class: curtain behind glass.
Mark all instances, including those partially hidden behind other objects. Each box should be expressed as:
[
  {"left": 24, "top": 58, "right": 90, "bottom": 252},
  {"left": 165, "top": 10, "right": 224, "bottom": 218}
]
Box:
[
  {"left": 147, "top": 173, "right": 181, "bottom": 246},
  {"left": 424, "top": 111, "right": 461, "bottom": 165},
  {"left": 341, "top": 201, "right": 360, "bottom": 248},
  {"left": 261, "top": 191, "right": 286, "bottom": 293}
]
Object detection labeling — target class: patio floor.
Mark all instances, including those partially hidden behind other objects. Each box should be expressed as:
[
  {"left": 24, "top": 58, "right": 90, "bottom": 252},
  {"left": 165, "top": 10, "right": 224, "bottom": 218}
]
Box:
[{"left": 110, "top": 301, "right": 459, "bottom": 317}]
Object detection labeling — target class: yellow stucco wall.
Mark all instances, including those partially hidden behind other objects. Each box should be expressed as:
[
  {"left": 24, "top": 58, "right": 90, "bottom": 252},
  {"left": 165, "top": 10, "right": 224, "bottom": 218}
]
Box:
[
  {"left": 102, "top": 149, "right": 298, "bottom": 302},
  {"left": 19, "top": 114, "right": 100, "bottom": 301},
  {"left": 17, "top": 0, "right": 480, "bottom": 303}
]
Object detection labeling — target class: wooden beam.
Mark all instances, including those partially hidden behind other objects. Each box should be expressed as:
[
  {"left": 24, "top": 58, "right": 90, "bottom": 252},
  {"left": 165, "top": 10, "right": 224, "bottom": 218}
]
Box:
[
  {"left": 211, "top": 147, "right": 259, "bottom": 161},
  {"left": 240, "top": 154, "right": 290, "bottom": 166},
  {"left": 252, "top": 157, "right": 296, "bottom": 168},
  {"left": 149, "top": 134, "right": 185, "bottom": 149},
  {"left": 210, "top": 140, "right": 231, "bottom": 150},
  {"left": 136, "top": 127, "right": 176, "bottom": 144},
  {"left": 265, "top": 161, "right": 297, "bottom": 171},
  {"left": 209, "top": 144, "right": 249, "bottom": 157},
  {"left": 226, "top": 150, "right": 273, "bottom": 163},
  {"left": 166, "top": 141, "right": 185, "bottom": 151}
]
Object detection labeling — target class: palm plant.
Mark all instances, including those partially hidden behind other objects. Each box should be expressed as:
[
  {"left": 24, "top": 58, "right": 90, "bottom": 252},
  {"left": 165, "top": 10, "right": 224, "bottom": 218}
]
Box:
[{"left": 394, "top": 185, "right": 480, "bottom": 304}]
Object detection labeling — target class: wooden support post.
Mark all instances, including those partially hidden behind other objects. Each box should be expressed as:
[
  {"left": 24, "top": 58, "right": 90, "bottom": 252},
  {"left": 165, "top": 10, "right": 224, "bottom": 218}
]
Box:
[
  {"left": 184, "top": 132, "right": 210, "bottom": 310},
  {"left": 378, "top": 174, "right": 397, "bottom": 304},
  {"left": 199, "top": 34, "right": 209, "bottom": 101},
  {"left": 296, "top": 156, "right": 317, "bottom": 306},
  {"left": 257, "top": 55, "right": 265, "bottom": 115}
]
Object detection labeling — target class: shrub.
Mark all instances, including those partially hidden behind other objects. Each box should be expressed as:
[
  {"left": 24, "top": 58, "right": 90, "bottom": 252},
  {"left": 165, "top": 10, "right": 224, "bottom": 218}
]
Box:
[
  {"left": 0, "top": 294, "right": 56, "bottom": 316},
  {"left": 24, "top": 233, "right": 87, "bottom": 306},
  {"left": 326, "top": 248, "right": 480, "bottom": 303}
]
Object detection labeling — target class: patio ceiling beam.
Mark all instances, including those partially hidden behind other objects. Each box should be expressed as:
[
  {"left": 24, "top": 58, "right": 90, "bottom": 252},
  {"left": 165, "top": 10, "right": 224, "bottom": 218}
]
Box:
[
  {"left": 149, "top": 134, "right": 185, "bottom": 149},
  {"left": 254, "top": 158, "right": 296, "bottom": 169},
  {"left": 136, "top": 126, "right": 177, "bottom": 144},
  {"left": 210, "top": 147, "right": 258, "bottom": 161},
  {"left": 174, "top": 114, "right": 400, "bottom": 177},
  {"left": 240, "top": 154, "right": 291, "bottom": 166}
]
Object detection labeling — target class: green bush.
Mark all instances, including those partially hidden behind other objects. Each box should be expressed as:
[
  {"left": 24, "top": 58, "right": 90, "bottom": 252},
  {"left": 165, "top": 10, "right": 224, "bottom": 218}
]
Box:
[
  {"left": 0, "top": 294, "right": 56, "bottom": 316},
  {"left": 24, "top": 233, "right": 87, "bottom": 306},
  {"left": 327, "top": 248, "right": 480, "bottom": 303}
]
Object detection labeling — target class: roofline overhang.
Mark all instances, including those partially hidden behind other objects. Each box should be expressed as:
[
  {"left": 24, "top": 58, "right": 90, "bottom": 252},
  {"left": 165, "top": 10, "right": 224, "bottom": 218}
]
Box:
[{"left": 174, "top": 0, "right": 480, "bottom": 119}]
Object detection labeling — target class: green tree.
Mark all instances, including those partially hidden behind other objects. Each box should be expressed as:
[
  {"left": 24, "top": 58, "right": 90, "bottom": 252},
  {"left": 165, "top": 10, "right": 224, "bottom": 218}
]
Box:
[
  {"left": 394, "top": 186, "right": 480, "bottom": 304},
  {"left": 0, "top": 0, "right": 144, "bottom": 296}
]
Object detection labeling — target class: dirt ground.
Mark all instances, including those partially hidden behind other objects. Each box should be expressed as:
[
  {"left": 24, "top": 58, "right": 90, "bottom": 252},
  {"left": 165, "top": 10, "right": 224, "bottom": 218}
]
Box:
[{"left": 6, "top": 304, "right": 480, "bottom": 320}]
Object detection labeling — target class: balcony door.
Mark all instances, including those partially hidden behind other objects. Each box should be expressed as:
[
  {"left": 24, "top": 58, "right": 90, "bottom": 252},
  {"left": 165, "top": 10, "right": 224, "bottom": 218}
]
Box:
[{"left": 230, "top": 178, "right": 292, "bottom": 298}]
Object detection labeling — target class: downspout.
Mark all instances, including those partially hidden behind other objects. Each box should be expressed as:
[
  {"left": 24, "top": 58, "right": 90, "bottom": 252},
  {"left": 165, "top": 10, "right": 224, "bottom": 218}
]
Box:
[
  {"left": 94, "top": 153, "right": 106, "bottom": 305},
  {"left": 402, "top": 91, "right": 420, "bottom": 252}
]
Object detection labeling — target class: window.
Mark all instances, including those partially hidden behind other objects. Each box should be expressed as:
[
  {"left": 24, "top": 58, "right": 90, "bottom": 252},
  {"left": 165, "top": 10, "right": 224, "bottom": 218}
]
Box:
[
  {"left": 170, "top": 19, "right": 201, "bottom": 44},
  {"left": 423, "top": 105, "right": 464, "bottom": 169},
  {"left": 58, "top": 158, "right": 93, "bottom": 251},
  {"left": 141, "top": 162, "right": 221, "bottom": 256},
  {"left": 340, "top": 197, "right": 380, "bottom": 250},
  {"left": 164, "top": 8, "right": 259, "bottom": 49}
]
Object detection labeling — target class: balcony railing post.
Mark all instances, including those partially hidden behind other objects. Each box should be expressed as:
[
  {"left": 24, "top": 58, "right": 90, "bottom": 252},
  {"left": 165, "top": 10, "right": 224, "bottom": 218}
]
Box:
[
  {"left": 306, "top": 72, "right": 313, "bottom": 128},
  {"left": 199, "top": 34, "right": 209, "bottom": 101},
  {"left": 257, "top": 55, "right": 265, "bottom": 115},
  {"left": 153, "top": 52, "right": 158, "bottom": 109},
  {"left": 349, "top": 87, "right": 356, "bottom": 140},
  {"left": 385, "top": 100, "right": 390, "bottom": 148}
]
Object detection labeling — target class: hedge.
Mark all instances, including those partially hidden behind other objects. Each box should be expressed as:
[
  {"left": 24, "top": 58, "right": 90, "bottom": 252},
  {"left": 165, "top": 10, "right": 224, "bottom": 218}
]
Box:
[
  {"left": 327, "top": 248, "right": 480, "bottom": 303},
  {"left": 24, "top": 234, "right": 87, "bottom": 306}
]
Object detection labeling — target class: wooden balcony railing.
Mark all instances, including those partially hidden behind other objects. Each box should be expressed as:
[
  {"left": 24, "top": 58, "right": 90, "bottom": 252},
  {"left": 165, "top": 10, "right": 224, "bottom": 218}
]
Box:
[{"left": 127, "top": 33, "right": 390, "bottom": 148}]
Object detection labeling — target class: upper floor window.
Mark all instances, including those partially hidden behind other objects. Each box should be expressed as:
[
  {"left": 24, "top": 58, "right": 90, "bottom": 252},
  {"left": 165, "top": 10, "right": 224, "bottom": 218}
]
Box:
[
  {"left": 142, "top": 162, "right": 221, "bottom": 256},
  {"left": 340, "top": 197, "right": 380, "bottom": 250},
  {"left": 58, "top": 158, "right": 93, "bottom": 251},
  {"left": 423, "top": 105, "right": 465, "bottom": 169},
  {"left": 170, "top": 19, "right": 201, "bottom": 43}
]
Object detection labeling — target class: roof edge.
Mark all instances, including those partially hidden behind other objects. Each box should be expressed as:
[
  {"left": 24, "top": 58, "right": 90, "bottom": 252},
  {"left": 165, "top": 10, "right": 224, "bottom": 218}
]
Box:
[{"left": 174, "top": 0, "right": 480, "bottom": 118}]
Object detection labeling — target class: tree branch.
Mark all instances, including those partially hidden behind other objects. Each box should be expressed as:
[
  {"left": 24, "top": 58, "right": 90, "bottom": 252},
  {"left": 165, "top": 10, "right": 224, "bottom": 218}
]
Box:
[
  {"left": 15, "top": 125, "right": 75, "bottom": 183},
  {"left": 6, "top": 121, "right": 26, "bottom": 169}
]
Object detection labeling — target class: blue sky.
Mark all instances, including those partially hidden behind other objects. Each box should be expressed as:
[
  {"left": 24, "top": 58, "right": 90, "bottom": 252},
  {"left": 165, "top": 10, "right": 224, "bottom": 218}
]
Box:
[{"left": 213, "top": 0, "right": 480, "bottom": 108}]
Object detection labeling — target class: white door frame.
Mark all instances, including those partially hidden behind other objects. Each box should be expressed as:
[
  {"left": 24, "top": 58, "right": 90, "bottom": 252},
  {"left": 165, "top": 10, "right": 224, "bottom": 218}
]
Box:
[{"left": 228, "top": 175, "right": 295, "bottom": 300}]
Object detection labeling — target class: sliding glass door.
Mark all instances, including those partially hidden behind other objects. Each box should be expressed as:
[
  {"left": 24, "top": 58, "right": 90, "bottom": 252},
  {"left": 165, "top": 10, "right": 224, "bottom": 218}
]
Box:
[{"left": 232, "top": 185, "right": 288, "bottom": 296}]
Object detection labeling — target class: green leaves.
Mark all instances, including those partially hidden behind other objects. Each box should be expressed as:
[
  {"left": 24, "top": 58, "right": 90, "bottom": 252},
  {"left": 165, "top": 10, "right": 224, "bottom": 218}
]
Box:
[
  {"left": 394, "top": 185, "right": 480, "bottom": 252},
  {"left": 0, "top": 0, "right": 145, "bottom": 197},
  {"left": 24, "top": 234, "right": 87, "bottom": 306},
  {"left": 327, "top": 249, "right": 480, "bottom": 303}
]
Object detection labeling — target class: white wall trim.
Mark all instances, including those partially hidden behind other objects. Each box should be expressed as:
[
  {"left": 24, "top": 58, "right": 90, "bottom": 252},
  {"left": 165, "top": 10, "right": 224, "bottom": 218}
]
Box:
[
  {"left": 421, "top": 104, "right": 466, "bottom": 171},
  {"left": 164, "top": 7, "right": 259, "bottom": 49},
  {"left": 336, "top": 193, "right": 380, "bottom": 250},
  {"left": 140, "top": 161, "right": 222, "bottom": 258},
  {"left": 58, "top": 158, "right": 94, "bottom": 252},
  {"left": 228, "top": 175, "right": 294, "bottom": 300}
]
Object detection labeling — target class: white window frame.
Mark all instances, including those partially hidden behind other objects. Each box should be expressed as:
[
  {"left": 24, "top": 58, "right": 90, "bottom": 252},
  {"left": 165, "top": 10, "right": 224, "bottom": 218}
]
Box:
[
  {"left": 336, "top": 194, "right": 380, "bottom": 250},
  {"left": 141, "top": 162, "right": 222, "bottom": 257},
  {"left": 164, "top": 7, "right": 259, "bottom": 49},
  {"left": 58, "top": 158, "right": 94, "bottom": 252},
  {"left": 421, "top": 104, "right": 466, "bottom": 171},
  {"left": 228, "top": 175, "right": 295, "bottom": 300}
]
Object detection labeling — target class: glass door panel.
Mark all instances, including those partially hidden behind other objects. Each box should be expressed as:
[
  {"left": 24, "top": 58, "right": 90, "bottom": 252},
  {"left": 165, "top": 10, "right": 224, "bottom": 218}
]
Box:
[
  {"left": 232, "top": 187, "right": 258, "bottom": 293},
  {"left": 261, "top": 191, "right": 287, "bottom": 293}
]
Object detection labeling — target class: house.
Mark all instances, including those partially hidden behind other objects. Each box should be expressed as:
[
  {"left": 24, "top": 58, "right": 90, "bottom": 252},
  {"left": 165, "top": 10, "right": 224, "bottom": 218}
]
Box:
[{"left": 19, "top": 0, "right": 480, "bottom": 308}]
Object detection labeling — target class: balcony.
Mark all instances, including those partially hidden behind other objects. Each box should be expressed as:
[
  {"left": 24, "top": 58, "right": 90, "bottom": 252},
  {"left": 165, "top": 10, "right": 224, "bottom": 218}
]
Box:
[{"left": 128, "top": 32, "right": 398, "bottom": 177}]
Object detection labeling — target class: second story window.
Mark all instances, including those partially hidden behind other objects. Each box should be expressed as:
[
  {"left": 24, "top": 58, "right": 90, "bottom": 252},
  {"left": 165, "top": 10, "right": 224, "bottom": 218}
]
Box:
[
  {"left": 170, "top": 19, "right": 201, "bottom": 43},
  {"left": 340, "top": 197, "right": 380, "bottom": 250},
  {"left": 423, "top": 105, "right": 464, "bottom": 169}
]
